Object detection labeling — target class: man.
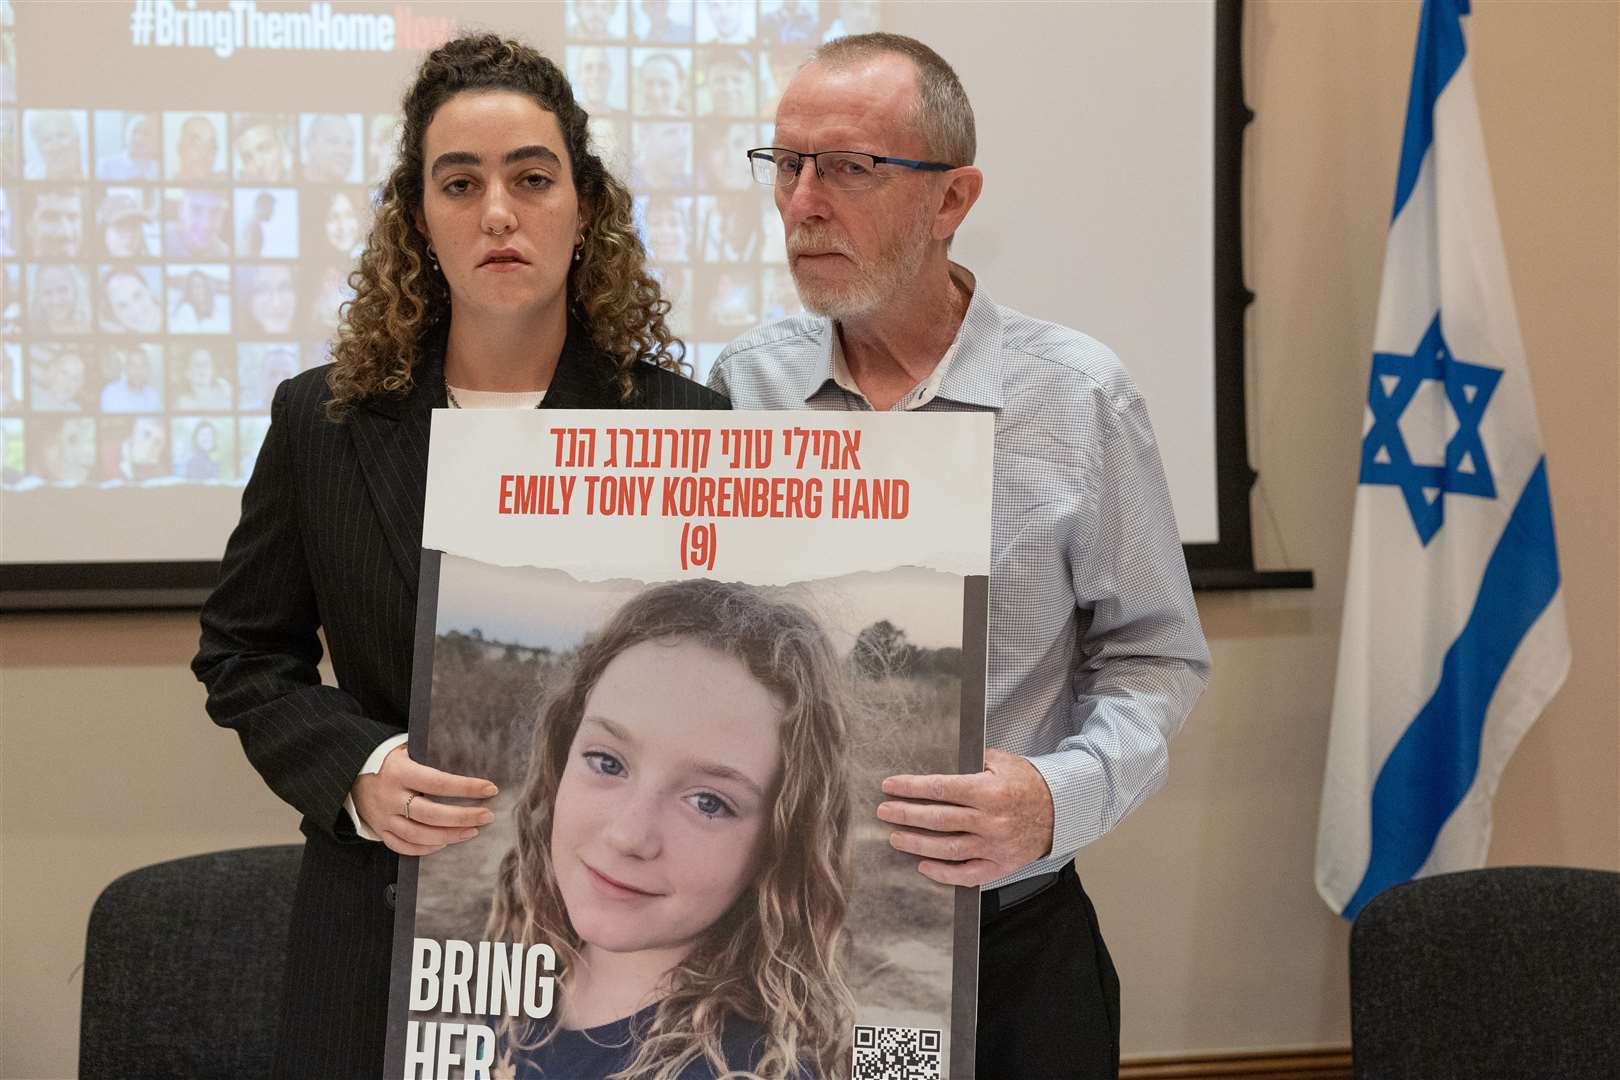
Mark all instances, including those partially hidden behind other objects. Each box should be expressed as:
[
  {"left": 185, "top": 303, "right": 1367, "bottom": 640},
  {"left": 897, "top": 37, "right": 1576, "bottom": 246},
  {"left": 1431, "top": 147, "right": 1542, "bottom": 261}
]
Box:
[
  {"left": 631, "top": 120, "right": 692, "bottom": 190},
  {"left": 699, "top": 48, "right": 754, "bottom": 116},
  {"left": 699, "top": 0, "right": 752, "bottom": 44},
  {"left": 710, "top": 34, "right": 1209, "bottom": 1077},
  {"left": 96, "top": 112, "right": 160, "bottom": 181},
  {"left": 233, "top": 115, "right": 291, "bottom": 183},
  {"left": 570, "top": 46, "right": 625, "bottom": 113},
  {"left": 634, "top": 51, "right": 687, "bottom": 116},
  {"left": 163, "top": 188, "right": 230, "bottom": 258},
  {"left": 569, "top": 0, "right": 621, "bottom": 39},
  {"left": 759, "top": 0, "right": 817, "bottom": 46},
  {"left": 633, "top": 0, "right": 691, "bottom": 43},
  {"left": 27, "top": 188, "right": 82, "bottom": 257},
  {"left": 24, "top": 109, "right": 85, "bottom": 180},
  {"left": 173, "top": 114, "right": 223, "bottom": 181},
  {"left": 302, "top": 113, "right": 356, "bottom": 184},
  {"left": 366, "top": 113, "right": 399, "bottom": 182},
  {"left": 100, "top": 346, "right": 162, "bottom": 413},
  {"left": 97, "top": 190, "right": 153, "bottom": 258}
]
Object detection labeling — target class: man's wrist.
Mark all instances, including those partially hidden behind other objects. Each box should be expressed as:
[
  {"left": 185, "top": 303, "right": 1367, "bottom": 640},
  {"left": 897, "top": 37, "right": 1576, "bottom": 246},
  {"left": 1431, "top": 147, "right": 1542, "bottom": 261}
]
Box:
[{"left": 1023, "top": 749, "right": 1103, "bottom": 861}]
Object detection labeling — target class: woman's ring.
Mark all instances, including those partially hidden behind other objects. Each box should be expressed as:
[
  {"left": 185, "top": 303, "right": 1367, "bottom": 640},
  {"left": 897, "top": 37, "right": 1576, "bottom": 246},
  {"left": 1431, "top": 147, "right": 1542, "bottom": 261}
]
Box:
[{"left": 403, "top": 792, "right": 417, "bottom": 821}]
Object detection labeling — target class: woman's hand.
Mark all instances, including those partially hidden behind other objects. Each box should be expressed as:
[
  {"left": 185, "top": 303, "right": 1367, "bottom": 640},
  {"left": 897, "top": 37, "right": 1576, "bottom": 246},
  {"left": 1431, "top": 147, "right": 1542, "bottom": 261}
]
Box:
[{"left": 351, "top": 746, "right": 499, "bottom": 856}]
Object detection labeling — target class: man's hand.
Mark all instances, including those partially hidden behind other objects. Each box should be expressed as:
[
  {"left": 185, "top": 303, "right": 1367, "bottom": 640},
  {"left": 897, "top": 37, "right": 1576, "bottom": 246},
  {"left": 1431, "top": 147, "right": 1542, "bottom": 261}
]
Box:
[
  {"left": 351, "top": 746, "right": 498, "bottom": 856},
  {"left": 876, "top": 749, "right": 1055, "bottom": 886}
]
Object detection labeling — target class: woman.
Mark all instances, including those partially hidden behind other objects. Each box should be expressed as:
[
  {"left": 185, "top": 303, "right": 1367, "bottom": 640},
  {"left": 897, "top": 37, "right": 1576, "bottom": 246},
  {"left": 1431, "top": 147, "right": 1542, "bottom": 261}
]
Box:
[
  {"left": 488, "top": 580, "right": 854, "bottom": 1080},
  {"left": 236, "top": 263, "right": 296, "bottom": 335},
  {"left": 238, "top": 190, "right": 277, "bottom": 258},
  {"left": 29, "top": 345, "right": 89, "bottom": 411},
  {"left": 168, "top": 268, "right": 229, "bottom": 333},
  {"left": 27, "top": 416, "right": 96, "bottom": 483},
  {"left": 181, "top": 419, "right": 222, "bottom": 480},
  {"left": 305, "top": 263, "right": 353, "bottom": 336},
  {"left": 173, "top": 346, "right": 233, "bottom": 411},
  {"left": 27, "top": 265, "right": 90, "bottom": 334},
  {"left": 192, "top": 33, "right": 727, "bottom": 1079},
  {"left": 99, "top": 267, "right": 165, "bottom": 334},
  {"left": 111, "top": 415, "right": 167, "bottom": 481},
  {"left": 322, "top": 189, "right": 365, "bottom": 257}
]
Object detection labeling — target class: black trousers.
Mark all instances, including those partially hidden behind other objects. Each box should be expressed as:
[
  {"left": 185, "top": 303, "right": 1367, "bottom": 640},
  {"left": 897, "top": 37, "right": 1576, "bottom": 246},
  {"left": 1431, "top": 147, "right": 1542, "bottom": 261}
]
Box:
[
  {"left": 976, "top": 865, "right": 1121, "bottom": 1079},
  {"left": 271, "top": 832, "right": 396, "bottom": 1080}
]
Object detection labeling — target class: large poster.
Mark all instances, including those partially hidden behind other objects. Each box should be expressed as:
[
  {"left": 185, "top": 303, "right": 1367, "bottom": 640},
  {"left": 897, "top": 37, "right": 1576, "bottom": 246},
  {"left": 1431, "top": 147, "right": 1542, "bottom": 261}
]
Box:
[{"left": 385, "top": 409, "right": 993, "bottom": 1080}]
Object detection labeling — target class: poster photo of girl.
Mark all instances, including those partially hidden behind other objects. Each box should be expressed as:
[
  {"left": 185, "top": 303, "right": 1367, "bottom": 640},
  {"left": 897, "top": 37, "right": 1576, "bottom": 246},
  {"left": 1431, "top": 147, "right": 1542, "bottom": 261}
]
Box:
[
  {"left": 403, "top": 558, "right": 977, "bottom": 1080},
  {"left": 487, "top": 578, "right": 852, "bottom": 1078}
]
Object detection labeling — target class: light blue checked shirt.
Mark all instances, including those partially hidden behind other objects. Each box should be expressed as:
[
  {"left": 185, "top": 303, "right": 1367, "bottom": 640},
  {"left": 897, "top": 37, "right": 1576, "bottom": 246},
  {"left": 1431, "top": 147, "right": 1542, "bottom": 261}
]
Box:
[{"left": 711, "top": 267, "right": 1211, "bottom": 889}]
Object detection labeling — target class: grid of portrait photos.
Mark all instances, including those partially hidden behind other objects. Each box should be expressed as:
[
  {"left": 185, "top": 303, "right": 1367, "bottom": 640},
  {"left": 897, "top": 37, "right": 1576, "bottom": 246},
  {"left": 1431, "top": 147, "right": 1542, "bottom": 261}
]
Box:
[
  {"left": 569, "top": 0, "right": 881, "bottom": 379},
  {"left": 0, "top": 0, "right": 885, "bottom": 490},
  {"left": 0, "top": 61, "right": 397, "bottom": 489}
]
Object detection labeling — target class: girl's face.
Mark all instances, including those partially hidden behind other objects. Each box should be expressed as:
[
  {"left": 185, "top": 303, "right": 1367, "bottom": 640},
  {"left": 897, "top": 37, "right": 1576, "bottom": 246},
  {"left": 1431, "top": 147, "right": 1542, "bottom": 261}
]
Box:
[
  {"left": 551, "top": 638, "right": 781, "bottom": 963},
  {"left": 325, "top": 192, "right": 359, "bottom": 252},
  {"left": 108, "top": 273, "right": 161, "bottom": 333},
  {"left": 415, "top": 91, "right": 584, "bottom": 326}
]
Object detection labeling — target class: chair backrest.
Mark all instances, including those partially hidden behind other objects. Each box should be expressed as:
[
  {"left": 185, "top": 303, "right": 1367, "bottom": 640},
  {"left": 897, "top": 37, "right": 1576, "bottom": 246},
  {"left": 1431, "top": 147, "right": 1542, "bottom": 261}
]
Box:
[
  {"left": 1350, "top": 865, "right": 1620, "bottom": 1080},
  {"left": 79, "top": 844, "right": 303, "bottom": 1080}
]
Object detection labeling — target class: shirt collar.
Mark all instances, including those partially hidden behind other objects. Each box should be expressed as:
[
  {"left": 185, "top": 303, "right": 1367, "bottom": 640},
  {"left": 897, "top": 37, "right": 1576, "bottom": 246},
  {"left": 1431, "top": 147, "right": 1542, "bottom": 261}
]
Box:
[
  {"left": 361, "top": 313, "right": 611, "bottom": 419},
  {"left": 800, "top": 263, "right": 1005, "bottom": 411}
]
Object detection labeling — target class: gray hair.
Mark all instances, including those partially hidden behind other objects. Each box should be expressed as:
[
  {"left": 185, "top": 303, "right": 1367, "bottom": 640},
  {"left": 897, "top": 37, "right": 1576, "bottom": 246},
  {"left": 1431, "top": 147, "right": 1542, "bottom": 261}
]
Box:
[{"left": 811, "top": 32, "right": 976, "bottom": 166}]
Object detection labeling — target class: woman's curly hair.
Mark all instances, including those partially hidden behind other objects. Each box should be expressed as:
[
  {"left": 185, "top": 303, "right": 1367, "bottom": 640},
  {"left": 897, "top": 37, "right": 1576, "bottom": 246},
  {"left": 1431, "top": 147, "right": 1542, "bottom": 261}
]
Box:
[
  {"left": 486, "top": 580, "right": 856, "bottom": 1080},
  {"left": 325, "top": 33, "right": 683, "bottom": 418}
]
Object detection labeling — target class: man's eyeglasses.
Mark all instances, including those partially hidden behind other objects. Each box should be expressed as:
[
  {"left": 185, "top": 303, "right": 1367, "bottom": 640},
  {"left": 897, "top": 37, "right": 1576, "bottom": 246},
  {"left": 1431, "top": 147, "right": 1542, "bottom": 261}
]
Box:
[{"left": 747, "top": 147, "right": 956, "bottom": 191}]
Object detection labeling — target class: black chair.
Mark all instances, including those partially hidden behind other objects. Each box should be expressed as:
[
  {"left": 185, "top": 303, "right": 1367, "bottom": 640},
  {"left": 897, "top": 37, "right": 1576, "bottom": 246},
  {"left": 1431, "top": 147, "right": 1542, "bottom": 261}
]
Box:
[
  {"left": 1350, "top": 866, "right": 1620, "bottom": 1080},
  {"left": 79, "top": 844, "right": 303, "bottom": 1080}
]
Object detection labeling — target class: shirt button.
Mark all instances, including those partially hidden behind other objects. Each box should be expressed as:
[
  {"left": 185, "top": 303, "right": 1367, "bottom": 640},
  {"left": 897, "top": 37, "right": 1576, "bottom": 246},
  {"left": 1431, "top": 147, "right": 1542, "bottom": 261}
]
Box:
[{"left": 384, "top": 883, "right": 397, "bottom": 910}]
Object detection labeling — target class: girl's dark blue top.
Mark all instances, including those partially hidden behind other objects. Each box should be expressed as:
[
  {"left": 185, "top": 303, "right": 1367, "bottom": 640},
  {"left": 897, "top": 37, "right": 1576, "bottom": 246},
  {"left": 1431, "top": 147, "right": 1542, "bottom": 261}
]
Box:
[{"left": 507, "top": 1005, "right": 791, "bottom": 1079}]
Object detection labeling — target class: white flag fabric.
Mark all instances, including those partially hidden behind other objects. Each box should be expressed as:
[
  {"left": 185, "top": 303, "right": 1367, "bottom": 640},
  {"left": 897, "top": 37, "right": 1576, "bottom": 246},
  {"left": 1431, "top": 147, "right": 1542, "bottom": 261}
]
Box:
[{"left": 1315, "top": 0, "right": 1570, "bottom": 920}]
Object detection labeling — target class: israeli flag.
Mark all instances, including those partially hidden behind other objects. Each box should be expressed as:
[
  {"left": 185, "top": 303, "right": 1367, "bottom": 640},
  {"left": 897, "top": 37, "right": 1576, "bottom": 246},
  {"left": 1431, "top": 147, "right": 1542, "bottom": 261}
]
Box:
[{"left": 1315, "top": 0, "right": 1570, "bottom": 921}]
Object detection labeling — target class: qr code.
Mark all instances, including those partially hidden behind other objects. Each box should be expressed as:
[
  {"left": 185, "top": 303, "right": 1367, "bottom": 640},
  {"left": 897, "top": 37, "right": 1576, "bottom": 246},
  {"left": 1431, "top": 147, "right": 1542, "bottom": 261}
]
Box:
[{"left": 850, "top": 1024, "right": 943, "bottom": 1080}]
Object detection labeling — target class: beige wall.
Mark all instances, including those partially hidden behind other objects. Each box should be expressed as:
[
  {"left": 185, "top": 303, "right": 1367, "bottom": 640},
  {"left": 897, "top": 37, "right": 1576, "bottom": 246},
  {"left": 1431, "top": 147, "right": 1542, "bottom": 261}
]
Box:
[
  {"left": 1081, "top": 0, "right": 1620, "bottom": 1057},
  {"left": 2, "top": 2, "right": 1615, "bottom": 1076}
]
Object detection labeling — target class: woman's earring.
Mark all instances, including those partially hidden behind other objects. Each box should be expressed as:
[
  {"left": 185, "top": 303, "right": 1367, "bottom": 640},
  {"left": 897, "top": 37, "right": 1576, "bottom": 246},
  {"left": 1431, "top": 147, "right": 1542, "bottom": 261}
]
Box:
[
  {"left": 573, "top": 236, "right": 584, "bottom": 264},
  {"left": 426, "top": 243, "right": 439, "bottom": 272}
]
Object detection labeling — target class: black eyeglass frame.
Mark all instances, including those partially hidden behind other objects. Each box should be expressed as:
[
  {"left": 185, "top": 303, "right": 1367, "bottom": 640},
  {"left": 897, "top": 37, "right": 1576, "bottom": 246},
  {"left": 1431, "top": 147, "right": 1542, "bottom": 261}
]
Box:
[{"left": 746, "top": 147, "right": 958, "bottom": 187}]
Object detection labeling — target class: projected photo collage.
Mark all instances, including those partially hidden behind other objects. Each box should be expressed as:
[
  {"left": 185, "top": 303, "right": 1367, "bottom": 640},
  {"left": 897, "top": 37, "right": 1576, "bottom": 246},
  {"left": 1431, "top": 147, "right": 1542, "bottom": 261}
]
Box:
[
  {"left": 0, "top": 97, "right": 392, "bottom": 487},
  {"left": 567, "top": 0, "right": 880, "bottom": 377},
  {"left": 0, "top": 0, "right": 883, "bottom": 491}
]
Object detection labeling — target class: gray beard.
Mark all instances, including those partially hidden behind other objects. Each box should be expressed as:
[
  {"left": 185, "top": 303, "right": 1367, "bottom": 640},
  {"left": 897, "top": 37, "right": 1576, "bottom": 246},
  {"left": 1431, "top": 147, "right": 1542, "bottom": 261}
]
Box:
[{"left": 789, "top": 213, "right": 932, "bottom": 322}]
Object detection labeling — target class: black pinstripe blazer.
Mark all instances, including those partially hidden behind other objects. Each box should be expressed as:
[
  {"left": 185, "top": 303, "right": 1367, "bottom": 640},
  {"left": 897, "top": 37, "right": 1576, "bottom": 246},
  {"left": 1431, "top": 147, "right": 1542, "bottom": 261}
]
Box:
[{"left": 193, "top": 321, "right": 727, "bottom": 1075}]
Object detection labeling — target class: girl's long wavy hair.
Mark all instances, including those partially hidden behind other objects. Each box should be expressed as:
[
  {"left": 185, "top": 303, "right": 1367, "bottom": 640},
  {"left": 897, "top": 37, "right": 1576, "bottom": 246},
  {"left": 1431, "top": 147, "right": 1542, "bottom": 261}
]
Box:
[
  {"left": 486, "top": 580, "right": 855, "bottom": 1080},
  {"left": 325, "top": 33, "right": 682, "bottom": 418}
]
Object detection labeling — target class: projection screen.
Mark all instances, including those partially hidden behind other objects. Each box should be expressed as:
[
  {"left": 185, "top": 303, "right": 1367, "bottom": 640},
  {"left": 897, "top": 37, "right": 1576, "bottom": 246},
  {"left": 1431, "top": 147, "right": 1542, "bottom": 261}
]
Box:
[{"left": 0, "top": 0, "right": 1257, "bottom": 606}]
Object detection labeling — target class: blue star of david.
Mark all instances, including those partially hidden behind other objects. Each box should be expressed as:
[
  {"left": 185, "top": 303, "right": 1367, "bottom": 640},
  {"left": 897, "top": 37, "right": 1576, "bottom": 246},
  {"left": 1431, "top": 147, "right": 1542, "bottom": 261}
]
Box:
[{"left": 1360, "top": 315, "right": 1502, "bottom": 545}]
